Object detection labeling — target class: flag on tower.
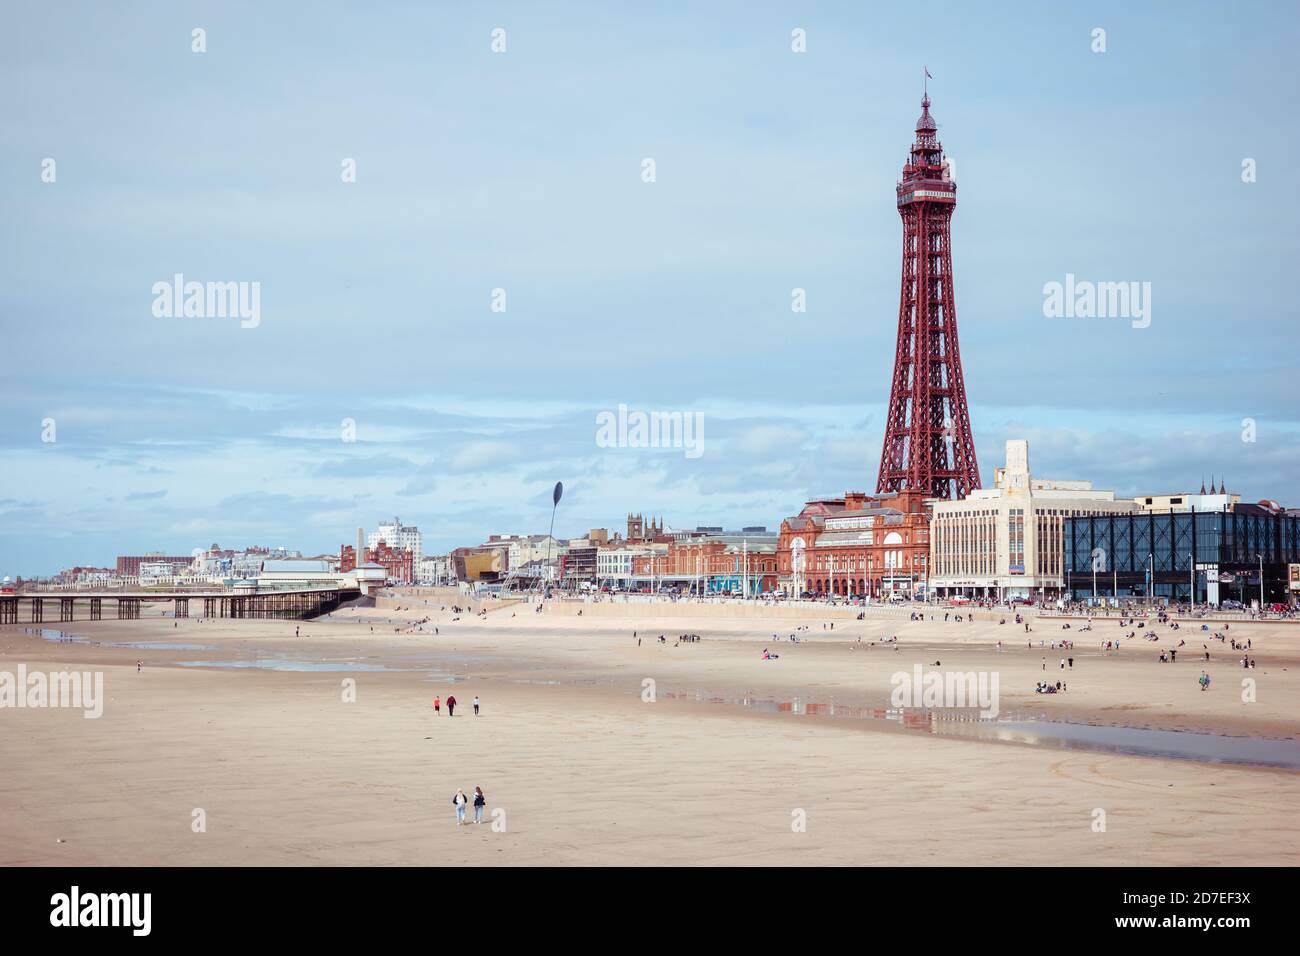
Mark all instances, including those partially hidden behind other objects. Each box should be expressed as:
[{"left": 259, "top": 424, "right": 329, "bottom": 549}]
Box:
[{"left": 925, "top": 68, "right": 932, "bottom": 79}]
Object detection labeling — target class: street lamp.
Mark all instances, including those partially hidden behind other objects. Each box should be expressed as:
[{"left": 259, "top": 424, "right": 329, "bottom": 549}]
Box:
[
  {"left": 1256, "top": 553, "right": 1265, "bottom": 611},
  {"left": 1147, "top": 553, "right": 1155, "bottom": 609}
]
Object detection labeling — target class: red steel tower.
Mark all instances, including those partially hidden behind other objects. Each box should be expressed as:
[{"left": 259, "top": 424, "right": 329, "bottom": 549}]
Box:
[{"left": 876, "top": 90, "right": 980, "bottom": 500}]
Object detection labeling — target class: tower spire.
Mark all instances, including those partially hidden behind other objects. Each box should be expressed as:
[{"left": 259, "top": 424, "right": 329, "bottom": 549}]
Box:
[{"left": 877, "top": 84, "right": 980, "bottom": 500}]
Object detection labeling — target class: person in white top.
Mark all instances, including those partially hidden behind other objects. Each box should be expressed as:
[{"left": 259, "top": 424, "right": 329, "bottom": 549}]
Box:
[
  {"left": 452, "top": 789, "right": 468, "bottom": 825},
  {"left": 473, "top": 696, "right": 481, "bottom": 716}
]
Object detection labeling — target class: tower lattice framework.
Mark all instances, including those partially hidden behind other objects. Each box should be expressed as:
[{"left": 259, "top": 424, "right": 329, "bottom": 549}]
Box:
[{"left": 876, "top": 91, "right": 980, "bottom": 499}]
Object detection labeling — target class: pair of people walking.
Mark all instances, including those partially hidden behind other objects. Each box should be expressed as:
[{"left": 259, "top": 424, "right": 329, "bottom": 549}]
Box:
[{"left": 452, "top": 787, "right": 487, "bottom": 825}]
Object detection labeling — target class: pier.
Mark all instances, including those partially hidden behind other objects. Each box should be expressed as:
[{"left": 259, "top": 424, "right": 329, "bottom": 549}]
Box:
[{"left": 0, "top": 587, "right": 359, "bottom": 625}]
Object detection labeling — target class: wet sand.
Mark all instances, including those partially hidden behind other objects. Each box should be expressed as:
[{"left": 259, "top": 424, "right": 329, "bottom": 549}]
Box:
[{"left": 2, "top": 595, "right": 1297, "bottom": 865}]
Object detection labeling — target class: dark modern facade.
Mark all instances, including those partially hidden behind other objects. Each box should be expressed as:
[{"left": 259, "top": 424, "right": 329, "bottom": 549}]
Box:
[{"left": 1064, "top": 505, "right": 1300, "bottom": 605}]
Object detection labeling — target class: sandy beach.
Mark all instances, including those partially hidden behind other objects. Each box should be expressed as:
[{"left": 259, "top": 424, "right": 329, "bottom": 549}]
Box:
[{"left": 2, "top": 593, "right": 1298, "bottom": 866}]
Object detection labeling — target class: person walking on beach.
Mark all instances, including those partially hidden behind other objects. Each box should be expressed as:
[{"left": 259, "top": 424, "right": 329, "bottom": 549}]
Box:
[
  {"left": 473, "top": 787, "right": 486, "bottom": 824},
  {"left": 447, "top": 694, "right": 457, "bottom": 716},
  {"left": 433, "top": 695, "right": 441, "bottom": 715},
  {"left": 473, "top": 695, "right": 480, "bottom": 716},
  {"left": 453, "top": 788, "right": 468, "bottom": 825}
]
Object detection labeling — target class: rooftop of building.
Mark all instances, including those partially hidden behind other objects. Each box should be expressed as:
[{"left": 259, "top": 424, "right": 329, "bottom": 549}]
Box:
[{"left": 261, "top": 559, "right": 333, "bottom": 573}]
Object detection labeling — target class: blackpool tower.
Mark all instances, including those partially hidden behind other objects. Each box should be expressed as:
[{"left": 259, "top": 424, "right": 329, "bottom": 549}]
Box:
[{"left": 876, "top": 89, "right": 980, "bottom": 500}]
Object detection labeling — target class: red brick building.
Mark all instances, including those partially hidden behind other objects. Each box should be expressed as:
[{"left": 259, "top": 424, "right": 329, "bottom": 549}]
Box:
[
  {"left": 629, "top": 532, "right": 779, "bottom": 593},
  {"left": 340, "top": 542, "right": 414, "bottom": 584},
  {"left": 776, "top": 489, "right": 931, "bottom": 598}
]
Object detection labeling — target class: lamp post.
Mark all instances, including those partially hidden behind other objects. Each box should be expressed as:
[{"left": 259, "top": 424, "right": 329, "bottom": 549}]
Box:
[
  {"left": 1147, "top": 553, "right": 1155, "bottom": 609},
  {"left": 1257, "top": 553, "right": 1265, "bottom": 611}
]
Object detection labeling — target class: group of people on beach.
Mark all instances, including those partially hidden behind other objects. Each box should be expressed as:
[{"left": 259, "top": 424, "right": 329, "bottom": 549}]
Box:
[{"left": 432, "top": 695, "right": 481, "bottom": 716}]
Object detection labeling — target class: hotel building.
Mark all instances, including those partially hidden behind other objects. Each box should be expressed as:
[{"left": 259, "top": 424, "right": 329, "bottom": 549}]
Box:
[
  {"left": 928, "top": 440, "right": 1139, "bottom": 600},
  {"left": 369, "top": 518, "right": 422, "bottom": 563}
]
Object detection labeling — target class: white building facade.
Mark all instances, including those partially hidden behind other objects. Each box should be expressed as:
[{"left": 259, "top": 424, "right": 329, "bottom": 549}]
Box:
[
  {"left": 929, "top": 440, "right": 1141, "bottom": 600},
  {"left": 596, "top": 545, "right": 658, "bottom": 584},
  {"left": 370, "top": 518, "right": 422, "bottom": 562},
  {"left": 418, "top": 555, "right": 454, "bottom": 586}
]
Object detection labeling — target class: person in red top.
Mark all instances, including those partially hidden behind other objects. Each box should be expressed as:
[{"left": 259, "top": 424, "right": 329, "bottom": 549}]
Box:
[
  {"left": 433, "top": 695, "right": 441, "bottom": 715},
  {"left": 446, "top": 695, "right": 457, "bottom": 716}
]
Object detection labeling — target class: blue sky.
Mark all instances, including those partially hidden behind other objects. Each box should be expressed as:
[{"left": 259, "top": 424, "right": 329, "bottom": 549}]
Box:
[{"left": 2, "top": 1, "right": 1297, "bottom": 574}]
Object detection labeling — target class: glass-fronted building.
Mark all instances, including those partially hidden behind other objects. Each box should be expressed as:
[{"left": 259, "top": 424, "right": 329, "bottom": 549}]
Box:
[{"left": 1064, "top": 505, "right": 1300, "bottom": 604}]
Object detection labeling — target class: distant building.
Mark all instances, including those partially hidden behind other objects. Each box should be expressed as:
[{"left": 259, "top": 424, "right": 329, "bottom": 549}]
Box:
[
  {"left": 258, "top": 559, "right": 345, "bottom": 589},
  {"left": 341, "top": 542, "right": 414, "bottom": 584},
  {"left": 777, "top": 490, "right": 931, "bottom": 599},
  {"left": 116, "top": 553, "right": 192, "bottom": 577},
  {"left": 1133, "top": 480, "right": 1240, "bottom": 513},
  {"left": 452, "top": 547, "right": 506, "bottom": 583},
  {"left": 138, "top": 558, "right": 195, "bottom": 583},
  {"left": 56, "top": 567, "right": 114, "bottom": 587},
  {"left": 480, "top": 534, "right": 564, "bottom": 569},
  {"left": 1065, "top": 492, "right": 1300, "bottom": 605},
  {"left": 596, "top": 543, "right": 662, "bottom": 584},
  {"left": 626, "top": 514, "right": 665, "bottom": 542},
  {"left": 418, "top": 554, "right": 453, "bottom": 586},
  {"left": 369, "top": 518, "right": 422, "bottom": 562},
  {"left": 633, "top": 529, "right": 778, "bottom": 594},
  {"left": 560, "top": 545, "right": 598, "bottom": 584},
  {"left": 929, "top": 440, "right": 1140, "bottom": 600}
]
